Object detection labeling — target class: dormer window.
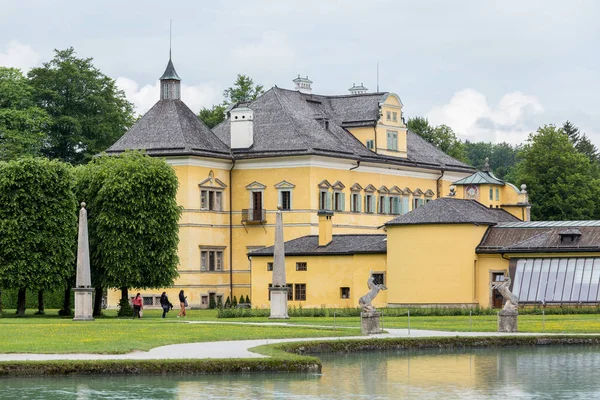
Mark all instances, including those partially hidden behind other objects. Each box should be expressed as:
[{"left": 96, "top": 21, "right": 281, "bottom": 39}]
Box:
[{"left": 559, "top": 229, "right": 582, "bottom": 244}]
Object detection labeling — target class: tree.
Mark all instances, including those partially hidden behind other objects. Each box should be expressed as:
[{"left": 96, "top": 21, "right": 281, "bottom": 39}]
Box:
[
  {"left": 562, "top": 121, "right": 599, "bottom": 164},
  {"left": 407, "top": 117, "right": 467, "bottom": 162},
  {"left": 0, "top": 158, "right": 77, "bottom": 316},
  {"left": 512, "top": 125, "right": 600, "bottom": 221},
  {"left": 75, "top": 151, "right": 181, "bottom": 305},
  {"left": 562, "top": 120, "right": 580, "bottom": 145},
  {"left": 222, "top": 74, "right": 264, "bottom": 105},
  {"left": 197, "top": 104, "right": 226, "bottom": 129},
  {"left": 198, "top": 74, "right": 263, "bottom": 127},
  {"left": 28, "top": 48, "right": 135, "bottom": 165},
  {"left": 0, "top": 67, "right": 50, "bottom": 160}
]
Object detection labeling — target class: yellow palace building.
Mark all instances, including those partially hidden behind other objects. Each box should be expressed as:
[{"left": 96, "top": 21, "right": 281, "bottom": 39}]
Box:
[{"left": 108, "top": 55, "right": 595, "bottom": 310}]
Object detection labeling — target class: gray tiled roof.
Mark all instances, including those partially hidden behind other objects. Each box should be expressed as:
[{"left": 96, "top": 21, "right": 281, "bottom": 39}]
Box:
[
  {"left": 249, "top": 234, "right": 387, "bottom": 256},
  {"left": 385, "top": 198, "right": 520, "bottom": 226},
  {"left": 213, "top": 87, "right": 474, "bottom": 172},
  {"left": 477, "top": 225, "right": 600, "bottom": 253},
  {"left": 453, "top": 170, "right": 505, "bottom": 186},
  {"left": 106, "top": 100, "right": 231, "bottom": 159}
]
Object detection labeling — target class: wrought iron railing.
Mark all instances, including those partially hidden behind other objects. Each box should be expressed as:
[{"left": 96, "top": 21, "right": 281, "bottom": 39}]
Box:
[{"left": 241, "top": 208, "right": 266, "bottom": 223}]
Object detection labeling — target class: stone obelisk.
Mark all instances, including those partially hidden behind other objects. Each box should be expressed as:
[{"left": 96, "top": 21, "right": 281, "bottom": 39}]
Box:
[
  {"left": 269, "top": 206, "right": 289, "bottom": 319},
  {"left": 73, "top": 202, "right": 94, "bottom": 321}
]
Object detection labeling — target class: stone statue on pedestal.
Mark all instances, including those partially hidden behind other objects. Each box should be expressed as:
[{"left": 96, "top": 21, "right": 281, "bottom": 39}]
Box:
[
  {"left": 492, "top": 276, "right": 518, "bottom": 332},
  {"left": 359, "top": 272, "right": 387, "bottom": 334}
]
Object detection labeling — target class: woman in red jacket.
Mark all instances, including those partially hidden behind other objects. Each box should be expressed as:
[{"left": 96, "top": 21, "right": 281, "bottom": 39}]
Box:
[{"left": 132, "top": 293, "right": 143, "bottom": 319}]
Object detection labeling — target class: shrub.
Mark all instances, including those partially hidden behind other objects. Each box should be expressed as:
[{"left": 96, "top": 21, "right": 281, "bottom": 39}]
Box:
[
  {"left": 224, "top": 296, "right": 231, "bottom": 308},
  {"left": 216, "top": 296, "right": 223, "bottom": 309},
  {"left": 245, "top": 295, "right": 251, "bottom": 305},
  {"left": 232, "top": 296, "right": 238, "bottom": 308},
  {"left": 117, "top": 298, "right": 133, "bottom": 317},
  {"left": 209, "top": 297, "right": 216, "bottom": 310}
]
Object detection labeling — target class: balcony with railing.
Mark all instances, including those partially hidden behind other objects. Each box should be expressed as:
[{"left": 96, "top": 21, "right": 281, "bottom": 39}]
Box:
[{"left": 241, "top": 208, "right": 266, "bottom": 224}]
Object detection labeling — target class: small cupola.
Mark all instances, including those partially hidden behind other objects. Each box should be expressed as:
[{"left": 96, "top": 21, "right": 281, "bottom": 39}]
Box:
[
  {"left": 293, "top": 75, "right": 313, "bottom": 94},
  {"left": 559, "top": 228, "right": 582, "bottom": 245},
  {"left": 159, "top": 53, "right": 181, "bottom": 100},
  {"left": 348, "top": 83, "right": 368, "bottom": 95}
]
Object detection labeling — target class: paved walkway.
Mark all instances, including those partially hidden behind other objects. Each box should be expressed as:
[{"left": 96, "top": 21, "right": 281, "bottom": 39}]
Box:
[{"left": 0, "top": 321, "right": 586, "bottom": 362}]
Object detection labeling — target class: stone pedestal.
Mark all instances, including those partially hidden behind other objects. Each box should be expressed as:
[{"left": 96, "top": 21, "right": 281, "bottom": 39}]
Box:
[
  {"left": 269, "top": 287, "right": 289, "bottom": 319},
  {"left": 498, "top": 310, "right": 518, "bottom": 333},
  {"left": 73, "top": 287, "right": 94, "bottom": 321},
  {"left": 361, "top": 312, "right": 382, "bottom": 335}
]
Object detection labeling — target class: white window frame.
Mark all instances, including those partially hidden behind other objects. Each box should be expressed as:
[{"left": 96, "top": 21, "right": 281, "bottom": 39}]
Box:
[
  {"left": 365, "top": 194, "right": 375, "bottom": 213},
  {"left": 350, "top": 192, "right": 362, "bottom": 213},
  {"left": 279, "top": 190, "right": 292, "bottom": 210},
  {"left": 387, "top": 130, "right": 398, "bottom": 151},
  {"left": 333, "top": 191, "right": 345, "bottom": 212}
]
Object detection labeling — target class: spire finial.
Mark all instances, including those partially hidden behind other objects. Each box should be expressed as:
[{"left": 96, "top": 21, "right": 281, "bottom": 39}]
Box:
[{"left": 169, "top": 19, "right": 172, "bottom": 60}]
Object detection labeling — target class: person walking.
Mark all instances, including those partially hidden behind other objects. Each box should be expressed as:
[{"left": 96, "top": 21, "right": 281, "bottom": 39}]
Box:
[
  {"left": 132, "top": 293, "right": 143, "bottom": 319},
  {"left": 178, "top": 289, "right": 187, "bottom": 318},
  {"left": 160, "top": 292, "right": 173, "bottom": 318}
]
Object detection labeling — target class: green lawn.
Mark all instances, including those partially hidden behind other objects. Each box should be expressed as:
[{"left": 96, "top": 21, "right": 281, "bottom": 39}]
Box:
[
  {"left": 3, "top": 308, "right": 600, "bottom": 355},
  {"left": 0, "top": 309, "right": 360, "bottom": 354}
]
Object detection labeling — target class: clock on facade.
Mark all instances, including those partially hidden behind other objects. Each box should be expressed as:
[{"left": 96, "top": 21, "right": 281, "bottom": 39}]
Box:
[{"left": 466, "top": 185, "right": 478, "bottom": 199}]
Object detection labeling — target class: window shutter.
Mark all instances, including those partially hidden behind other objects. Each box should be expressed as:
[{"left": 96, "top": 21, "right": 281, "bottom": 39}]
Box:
[
  {"left": 384, "top": 196, "right": 389, "bottom": 214},
  {"left": 216, "top": 252, "right": 223, "bottom": 271},
  {"left": 216, "top": 192, "right": 222, "bottom": 211},
  {"left": 392, "top": 197, "right": 399, "bottom": 214},
  {"left": 326, "top": 192, "right": 332, "bottom": 210},
  {"left": 419, "top": 198, "right": 424, "bottom": 206},
  {"left": 201, "top": 251, "right": 207, "bottom": 271},
  {"left": 201, "top": 191, "right": 207, "bottom": 210},
  {"left": 278, "top": 191, "right": 282, "bottom": 208},
  {"left": 340, "top": 192, "right": 345, "bottom": 211},
  {"left": 403, "top": 197, "right": 410, "bottom": 214},
  {"left": 357, "top": 194, "right": 362, "bottom": 212}
]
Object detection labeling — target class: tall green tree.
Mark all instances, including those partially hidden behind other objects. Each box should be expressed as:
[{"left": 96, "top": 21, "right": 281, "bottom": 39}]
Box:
[
  {"left": 75, "top": 152, "right": 181, "bottom": 314},
  {"left": 407, "top": 117, "right": 467, "bottom": 162},
  {"left": 198, "top": 74, "right": 264, "bottom": 128},
  {"left": 562, "top": 121, "right": 599, "bottom": 164},
  {"left": 512, "top": 125, "right": 600, "bottom": 221},
  {"left": 0, "top": 158, "right": 77, "bottom": 316},
  {"left": 28, "top": 48, "right": 135, "bottom": 165},
  {"left": 0, "top": 67, "right": 50, "bottom": 160}
]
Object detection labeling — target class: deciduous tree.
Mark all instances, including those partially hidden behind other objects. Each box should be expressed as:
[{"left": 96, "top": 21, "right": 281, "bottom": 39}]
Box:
[
  {"left": 75, "top": 152, "right": 181, "bottom": 312},
  {"left": 0, "top": 158, "right": 77, "bottom": 316},
  {"left": 28, "top": 48, "right": 135, "bottom": 165},
  {"left": 0, "top": 67, "right": 50, "bottom": 160},
  {"left": 512, "top": 125, "right": 600, "bottom": 220}
]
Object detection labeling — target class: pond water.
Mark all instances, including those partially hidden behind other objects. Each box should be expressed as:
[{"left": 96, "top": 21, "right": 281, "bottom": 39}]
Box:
[{"left": 3, "top": 345, "right": 600, "bottom": 399}]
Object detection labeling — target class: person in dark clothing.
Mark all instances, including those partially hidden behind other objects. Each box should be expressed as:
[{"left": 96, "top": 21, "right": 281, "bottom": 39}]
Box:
[
  {"left": 178, "top": 289, "right": 187, "bottom": 318},
  {"left": 160, "top": 292, "right": 173, "bottom": 318}
]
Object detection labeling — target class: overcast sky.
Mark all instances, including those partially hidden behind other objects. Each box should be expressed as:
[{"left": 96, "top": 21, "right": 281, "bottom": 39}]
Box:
[{"left": 1, "top": 0, "right": 598, "bottom": 145}]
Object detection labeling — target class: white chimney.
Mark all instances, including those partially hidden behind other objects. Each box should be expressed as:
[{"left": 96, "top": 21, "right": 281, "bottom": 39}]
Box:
[
  {"left": 230, "top": 107, "right": 254, "bottom": 149},
  {"left": 293, "top": 75, "right": 313, "bottom": 94}
]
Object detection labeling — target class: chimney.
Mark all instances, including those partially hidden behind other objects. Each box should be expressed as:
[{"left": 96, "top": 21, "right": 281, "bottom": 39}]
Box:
[
  {"left": 293, "top": 75, "right": 313, "bottom": 94},
  {"left": 229, "top": 107, "right": 254, "bottom": 149},
  {"left": 318, "top": 210, "right": 333, "bottom": 246},
  {"left": 348, "top": 82, "right": 368, "bottom": 95}
]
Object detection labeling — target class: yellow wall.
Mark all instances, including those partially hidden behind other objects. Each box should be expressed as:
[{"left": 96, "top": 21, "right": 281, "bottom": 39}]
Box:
[
  {"left": 386, "top": 224, "right": 489, "bottom": 306},
  {"left": 250, "top": 253, "right": 387, "bottom": 308}
]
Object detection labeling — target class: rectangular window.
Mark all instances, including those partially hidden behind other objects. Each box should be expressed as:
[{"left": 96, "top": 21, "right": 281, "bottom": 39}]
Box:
[
  {"left": 267, "top": 262, "right": 273, "bottom": 271},
  {"left": 392, "top": 112, "right": 397, "bottom": 122},
  {"left": 387, "top": 131, "right": 398, "bottom": 150},
  {"left": 294, "top": 284, "right": 306, "bottom": 301},
  {"left": 402, "top": 196, "right": 410, "bottom": 214},
  {"left": 143, "top": 297, "right": 153, "bottom": 306},
  {"left": 386, "top": 111, "right": 391, "bottom": 121},
  {"left": 495, "top": 188, "right": 499, "bottom": 201},
  {"left": 489, "top": 187, "right": 494, "bottom": 201},
  {"left": 201, "top": 295, "right": 208, "bottom": 306},
  {"left": 372, "top": 273, "right": 385, "bottom": 286},
  {"left": 319, "top": 190, "right": 329, "bottom": 210},
  {"left": 340, "top": 287, "right": 350, "bottom": 299},
  {"left": 268, "top": 283, "right": 271, "bottom": 301},
  {"left": 413, "top": 198, "right": 419, "bottom": 209},
  {"left": 201, "top": 190, "right": 223, "bottom": 211},
  {"left": 378, "top": 195, "right": 387, "bottom": 214},
  {"left": 390, "top": 196, "right": 401, "bottom": 215},
  {"left": 280, "top": 190, "right": 291, "bottom": 210},
  {"left": 351, "top": 193, "right": 361, "bottom": 212},
  {"left": 366, "top": 140, "right": 374, "bottom": 150},
  {"left": 333, "top": 192, "right": 345, "bottom": 211},
  {"left": 296, "top": 262, "right": 307, "bottom": 271},
  {"left": 287, "top": 283, "right": 293, "bottom": 300},
  {"left": 365, "top": 194, "right": 374, "bottom": 213},
  {"left": 200, "top": 249, "right": 224, "bottom": 271}
]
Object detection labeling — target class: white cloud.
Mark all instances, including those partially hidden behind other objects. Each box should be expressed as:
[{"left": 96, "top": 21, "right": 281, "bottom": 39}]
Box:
[
  {"left": 230, "top": 31, "right": 297, "bottom": 73},
  {"left": 116, "top": 77, "right": 221, "bottom": 115},
  {"left": 427, "top": 89, "right": 544, "bottom": 144},
  {"left": 0, "top": 41, "right": 40, "bottom": 71}
]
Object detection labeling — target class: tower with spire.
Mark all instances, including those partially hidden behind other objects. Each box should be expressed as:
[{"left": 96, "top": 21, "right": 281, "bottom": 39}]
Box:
[{"left": 160, "top": 53, "right": 181, "bottom": 100}]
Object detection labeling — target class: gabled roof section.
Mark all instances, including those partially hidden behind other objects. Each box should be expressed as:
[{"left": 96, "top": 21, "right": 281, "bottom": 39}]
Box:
[
  {"left": 106, "top": 100, "right": 231, "bottom": 159},
  {"left": 378, "top": 185, "right": 389, "bottom": 194},
  {"left": 332, "top": 180, "right": 345, "bottom": 190},
  {"left": 248, "top": 234, "right": 387, "bottom": 256},
  {"left": 412, "top": 188, "right": 424, "bottom": 196},
  {"left": 199, "top": 177, "right": 227, "bottom": 189},
  {"left": 245, "top": 181, "right": 266, "bottom": 190},
  {"left": 389, "top": 186, "right": 402, "bottom": 195},
  {"left": 364, "top": 184, "right": 377, "bottom": 193},
  {"left": 385, "top": 198, "right": 520, "bottom": 226},
  {"left": 424, "top": 189, "right": 435, "bottom": 197},
  {"left": 350, "top": 183, "right": 363, "bottom": 192},
  {"left": 453, "top": 170, "right": 505, "bottom": 186},
  {"left": 402, "top": 187, "right": 412, "bottom": 195},
  {"left": 274, "top": 180, "right": 296, "bottom": 189},
  {"left": 318, "top": 179, "right": 332, "bottom": 189}
]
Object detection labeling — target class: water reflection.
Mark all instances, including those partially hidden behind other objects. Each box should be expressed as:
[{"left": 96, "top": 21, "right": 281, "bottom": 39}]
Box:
[{"left": 2, "top": 346, "right": 600, "bottom": 399}]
